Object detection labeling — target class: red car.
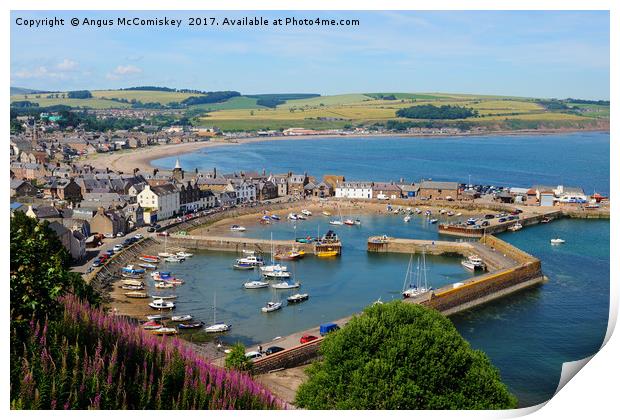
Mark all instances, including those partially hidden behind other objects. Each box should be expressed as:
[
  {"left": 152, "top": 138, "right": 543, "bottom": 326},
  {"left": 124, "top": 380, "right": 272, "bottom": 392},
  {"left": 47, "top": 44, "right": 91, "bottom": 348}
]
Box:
[{"left": 300, "top": 334, "right": 318, "bottom": 344}]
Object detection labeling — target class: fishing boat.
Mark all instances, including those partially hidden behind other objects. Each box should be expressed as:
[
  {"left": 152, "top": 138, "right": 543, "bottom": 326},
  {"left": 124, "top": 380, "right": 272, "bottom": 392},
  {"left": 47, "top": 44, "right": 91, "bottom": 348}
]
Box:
[
  {"left": 121, "top": 284, "right": 144, "bottom": 290},
  {"left": 121, "top": 272, "right": 143, "bottom": 279},
  {"left": 149, "top": 299, "right": 175, "bottom": 310},
  {"left": 316, "top": 247, "right": 339, "bottom": 257},
  {"left": 461, "top": 255, "right": 486, "bottom": 271},
  {"left": 121, "top": 279, "right": 144, "bottom": 286},
  {"left": 287, "top": 293, "right": 309, "bottom": 304},
  {"left": 271, "top": 281, "right": 301, "bottom": 289},
  {"left": 262, "top": 270, "right": 291, "bottom": 279},
  {"left": 151, "top": 295, "right": 177, "bottom": 300},
  {"left": 230, "top": 225, "right": 247, "bottom": 232},
  {"left": 261, "top": 301, "right": 283, "bottom": 313},
  {"left": 151, "top": 327, "right": 177, "bottom": 336},
  {"left": 142, "top": 320, "right": 163, "bottom": 330},
  {"left": 270, "top": 214, "right": 281, "bottom": 220},
  {"left": 404, "top": 215, "right": 411, "bottom": 223},
  {"left": 550, "top": 238, "right": 566, "bottom": 244},
  {"left": 204, "top": 293, "right": 231, "bottom": 333},
  {"left": 402, "top": 252, "right": 432, "bottom": 298},
  {"left": 236, "top": 254, "right": 264, "bottom": 266},
  {"left": 124, "top": 291, "right": 149, "bottom": 298},
  {"left": 176, "top": 251, "right": 193, "bottom": 258},
  {"left": 154, "top": 282, "right": 175, "bottom": 289},
  {"left": 344, "top": 219, "right": 356, "bottom": 226},
  {"left": 171, "top": 315, "right": 193, "bottom": 322},
  {"left": 146, "top": 314, "right": 170, "bottom": 321},
  {"left": 429, "top": 219, "right": 438, "bottom": 224},
  {"left": 138, "top": 263, "right": 157, "bottom": 269},
  {"left": 178, "top": 322, "right": 205, "bottom": 330},
  {"left": 508, "top": 223, "right": 523, "bottom": 232},
  {"left": 244, "top": 280, "right": 269, "bottom": 289},
  {"left": 322, "top": 211, "right": 331, "bottom": 216},
  {"left": 301, "top": 209, "right": 312, "bottom": 216}
]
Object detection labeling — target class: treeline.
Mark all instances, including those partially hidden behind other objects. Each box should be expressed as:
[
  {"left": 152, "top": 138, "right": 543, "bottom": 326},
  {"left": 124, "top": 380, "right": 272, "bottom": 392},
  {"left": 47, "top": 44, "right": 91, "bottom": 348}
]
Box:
[
  {"left": 11, "top": 101, "right": 39, "bottom": 108},
  {"left": 565, "top": 98, "right": 609, "bottom": 106},
  {"left": 383, "top": 120, "right": 473, "bottom": 131},
  {"left": 538, "top": 100, "right": 570, "bottom": 110},
  {"left": 248, "top": 93, "right": 320, "bottom": 108},
  {"left": 121, "top": 86, "right": 220, "bottom": 95},
  {"left": 181, "top": 91, "right": 241, "bottom": 106},
  {"left": 396, "top": 104, "right": 478, "bottom": 119},
  {"left": 67, "top": 90, "right": 93, "bottom": 99}
]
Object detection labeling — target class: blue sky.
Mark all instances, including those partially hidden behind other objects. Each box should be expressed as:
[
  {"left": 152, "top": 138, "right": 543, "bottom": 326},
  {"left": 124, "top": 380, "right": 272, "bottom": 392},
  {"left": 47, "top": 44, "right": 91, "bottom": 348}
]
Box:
[{"left": 10, "top": 11, "right": 610, "bottom": 99}]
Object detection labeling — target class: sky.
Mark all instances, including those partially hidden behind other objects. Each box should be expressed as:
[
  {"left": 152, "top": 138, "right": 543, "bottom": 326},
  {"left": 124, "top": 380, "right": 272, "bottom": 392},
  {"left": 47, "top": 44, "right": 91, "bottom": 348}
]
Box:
[{"left": 10, "top": 10, "right": 610, "bottom": 99}]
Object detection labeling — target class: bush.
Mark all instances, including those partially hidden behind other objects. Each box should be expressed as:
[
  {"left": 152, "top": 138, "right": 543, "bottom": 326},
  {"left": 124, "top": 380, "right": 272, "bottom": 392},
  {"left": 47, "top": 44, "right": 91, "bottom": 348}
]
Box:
[
  {"left": 225, "top": 343, "right": 254, "bottom": 373},
  {"left": 295, "top": 301, "right": 517, "bottom": 409}
]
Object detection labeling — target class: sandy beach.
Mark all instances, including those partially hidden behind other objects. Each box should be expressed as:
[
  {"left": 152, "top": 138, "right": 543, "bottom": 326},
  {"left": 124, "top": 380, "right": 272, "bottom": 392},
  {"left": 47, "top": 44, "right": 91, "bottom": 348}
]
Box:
[{"left": 84, "top": 128, "right": 607, "bottom": 174}]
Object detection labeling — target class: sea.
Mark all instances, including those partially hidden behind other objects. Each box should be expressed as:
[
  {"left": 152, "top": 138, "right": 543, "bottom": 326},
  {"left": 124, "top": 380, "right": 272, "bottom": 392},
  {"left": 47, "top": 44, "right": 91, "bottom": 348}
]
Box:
[{"left": 151, "top": 132, "right": 610, "bottom": 407}]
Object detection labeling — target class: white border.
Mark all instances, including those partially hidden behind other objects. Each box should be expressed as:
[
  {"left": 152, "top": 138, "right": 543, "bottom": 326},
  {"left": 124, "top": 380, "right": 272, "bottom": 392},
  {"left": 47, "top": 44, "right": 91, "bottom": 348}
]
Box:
[{"left": 2, "top": 1, "right": 617, "bottom": 419}]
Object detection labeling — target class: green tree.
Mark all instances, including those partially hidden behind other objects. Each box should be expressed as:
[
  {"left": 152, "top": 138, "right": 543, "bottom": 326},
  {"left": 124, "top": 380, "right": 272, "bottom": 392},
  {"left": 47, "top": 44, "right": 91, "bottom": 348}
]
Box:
[
  {"left": 10, "top": 212, "right": 99, "bottom": 332},
  {"left": 295, "top": 301, "right": 517, "bottom": 409},
  {"left": 225, "top": 343, "right": 254, "bottom": 373}
]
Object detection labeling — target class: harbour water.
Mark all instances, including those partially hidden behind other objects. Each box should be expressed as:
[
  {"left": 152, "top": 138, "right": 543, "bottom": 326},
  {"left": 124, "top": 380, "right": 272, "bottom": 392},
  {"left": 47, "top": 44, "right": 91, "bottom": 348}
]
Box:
[{"left": 151, "top": 132, "right": 609, "bottom": 407}]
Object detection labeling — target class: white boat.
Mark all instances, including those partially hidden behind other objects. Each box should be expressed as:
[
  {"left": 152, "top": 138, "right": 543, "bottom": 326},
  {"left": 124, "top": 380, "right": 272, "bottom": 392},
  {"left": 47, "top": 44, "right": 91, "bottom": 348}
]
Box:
[
  {"left": 271, "top": 281, "right": 300, "bottom": 289},
  {"left": 244, "top": 280, "right": 269, "bottom": 289},
  {"left": 296, "top": 214, "right": 307, "bottom": 220},
  {"left": 230, "top": 225, "right": 246, "bottom": 232},
  {"left": 236, "top": 255, "right": 264, "bottom": 266},
  {"left": 149, "top": 299, "right": 175, "bottom": 310},
  {"left": 158, "top": 252, "right": 173, "bottom": 258},
  {"left": 429, "top": 219, "right": 438, "bottom": 224},
  {"left": 171, "top": 315, "right": 192, "bottom": 322},
  {"left": 301, "top": 209, "right": 312, "bottom": 216},
  {"left": 287, "top": 213, "right": 299, "bottom": 220},
  {"left": 322, "top": 211, "right": 331, "bottom": 216},
  {"left": 447, "top": 211, "right": 455, "bottom": 217},
  {"left": 204, "top": 293, "right": 231, "bottom": 333},
  {"left": 261, "top": 301, "right": 283, "bottom": 313},
  {"left": 414, "top": 208, "right": 422, "bottom": 214},
  {"left": 138, "top": 263, "right": 157, "bottom": 269},
  {"left": 402, "top": 252, "right": 432, "bottom": 298},
  {"left": 329, "top": 220, "right": 343, "bottom": 225},
  {"left": 404, "top": 215, "right": 411, "bottom": 223},
  {"left": 456, "top": 212, "right": 462, "bottom": 217},
  {"left": 287, "top": 293, "right": 309, "bottom": 303},
  {"left": 164, "top": 256, "right": 183, "bottom": 263},
  {"left": 262, "top": 270, "right": 291, "bottom": 279},
  {"left": 260, "top": 263, "right": 288, "bottom": 273},
  {"left": 154, "top": 281, "right": 175, "bottom": 289},
  {"left": 354, "top": 219, "right": 362, "bottom": 225},
  {"left": 508, "top": 223, "right": 523, "bottom": 232},
  {"left": 151, "top": 327, "right": 177, "bottom": 336},
  {"left": 151, "top": 295, "right": 177, "bottom": 300},
  {"left": 176, "top": 251, "right": 193, "bottom": 258},
  {"left": 146, "top": 314, "right": 169, "bottom": 321},
  {"left": 461, "top": 255, "right": 486, "bottom": 271},
  {"left": 550, "top": 238, "right": 566, "bottom": 244}
]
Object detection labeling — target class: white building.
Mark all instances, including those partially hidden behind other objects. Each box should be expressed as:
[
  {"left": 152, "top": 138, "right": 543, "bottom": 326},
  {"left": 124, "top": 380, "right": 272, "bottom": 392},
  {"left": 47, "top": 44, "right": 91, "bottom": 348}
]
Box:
[
  {"left": 137, "top": 184, "right": 180, "bottom": 223},
  {"left": 335, "top": 181, "right": 373, "bottom": 199},
  {"left": 227, "top": 180, "right": 256, "bottom": 203}
]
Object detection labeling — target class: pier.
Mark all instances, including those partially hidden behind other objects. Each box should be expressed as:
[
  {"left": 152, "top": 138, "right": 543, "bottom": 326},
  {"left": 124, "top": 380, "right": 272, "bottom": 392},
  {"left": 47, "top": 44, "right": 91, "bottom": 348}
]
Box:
[
  {"left": 247, "top": 234, "right": 545, "bottom": 374},
  {"left": 165, "top": 233, "right": 342, "bottom": 256}
]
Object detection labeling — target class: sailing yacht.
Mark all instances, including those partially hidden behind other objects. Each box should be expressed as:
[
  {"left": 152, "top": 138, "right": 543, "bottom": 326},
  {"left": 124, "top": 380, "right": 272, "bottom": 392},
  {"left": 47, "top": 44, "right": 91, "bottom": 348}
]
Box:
[
  {"left": 261, "top": 233, "right": 289, "bottom": 273},
  {"left": 204, "top": 293, "right": 231, "bottom": 333},
  {"left": 329, "top": 204, "right": 344, "bottom": 225},
  {"left": 402, "top": 251, "right": 432, "bottom": 298}
]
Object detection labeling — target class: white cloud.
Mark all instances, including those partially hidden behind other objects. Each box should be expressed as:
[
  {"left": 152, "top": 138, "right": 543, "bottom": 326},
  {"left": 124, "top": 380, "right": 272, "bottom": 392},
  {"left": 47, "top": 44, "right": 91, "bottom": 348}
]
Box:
[
  {"left": 106, "top": 64, "right": 143, "bottom": 80},
  {"left": 56, "top": 59, "right": 79, "bottom": 71},
  {"left": 13, "top": 59, "right": 80, "bottom": 80}
]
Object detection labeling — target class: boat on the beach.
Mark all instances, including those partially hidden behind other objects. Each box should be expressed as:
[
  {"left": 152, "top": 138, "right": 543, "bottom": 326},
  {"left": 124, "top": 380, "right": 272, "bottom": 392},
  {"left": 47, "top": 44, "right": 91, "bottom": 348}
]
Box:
[
  {"left": 171, "top": 315, "right": 193, "bottom": 322},
  {"left": 270, "top": 214, "right": 281, "bottom": 220},
  {"left": 149, "top": 299, "right": 175, "bottom": 310},
  {"left": 261, "top": 301, "right": 283, "bottom": 313},
  {"left": 271, "top": 281, "right": 301, "bottom": 289},
  {"left": 151, "top": 327, "right": 177, "bottom": 336},
  {"left": 151, "top": 295, "right": 177, "bottom": 300},
  {"left": 550, "top": 238, "right": 566, "bottom": 244},
  {"left": 461, "top": 255, "right": 486, "bottom": 271},
  {"left": 121, "top": 279, "right": 144, "bottom": 287},
  {"left": 244, "top": 280, "right": 269, "bottom": 289},
  {"left": 287, "top": 213, "right": 299, "bottom": 220},
  {"left": 121, "top": 272, "right": 144, "bottom": 279},
  {"left": 146, "top": 314, "right": 170, "bottom": 321},
  {"left": 158, "top": 252, "right": 173, "bottom": 258},
  {"left": 122, "top": 265, "right": 145, "bottom": 274},
  {"left": 301, "top": 209, "right": 312, "bottom": 216},
  {"left": 322, "top": 211, "right": 331, "bottom": 216},
  {"left": 230, "top": 225, "right": 247, "bottom": 232},
  {"left": 124, "top": 291, "right": 149, "bottom": 298},
  {"left": 121, "top": 284, "right": 144, "bottom": 290},
  {"left": 178, "top": 322, "right": 205, "bottom": 330},
  {"left": 287, "top": 293, "right": 309, "bottom": 304},
  {"left": 142, "top": 320, "right": 163, "bottom": 330},
  {"left": 154, "top": 281, "right": 175, "bottom": 289},
  {"left": 138, "top": 263, "right": 157, "bottom": 269}
]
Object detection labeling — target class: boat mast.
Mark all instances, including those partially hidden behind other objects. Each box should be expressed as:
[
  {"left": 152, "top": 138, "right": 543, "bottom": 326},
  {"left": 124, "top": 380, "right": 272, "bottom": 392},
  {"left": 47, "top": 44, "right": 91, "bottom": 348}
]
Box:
[
  {"left": 402, "top": 255, "right": 412, "bottom": 292},
  {"left": 422, "top": 249, "right": 428, "bottom": 290},
  {"left": 213, "top": 292, "right": 217, "bottom": 324}
]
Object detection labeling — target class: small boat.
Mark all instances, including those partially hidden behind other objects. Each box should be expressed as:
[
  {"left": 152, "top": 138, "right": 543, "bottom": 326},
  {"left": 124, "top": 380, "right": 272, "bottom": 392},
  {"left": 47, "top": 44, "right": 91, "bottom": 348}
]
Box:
[
  {"left": 425, "top": 210, "right": 432, "bottom": 216},
  {"left": 287, "top": 213, "right": 299, "bottom": 220},
  {"left": 158, "top": 252, "right": 173, "bottom": 258},
  {"left": 429, "top": 219, "right": 438, "bottom": 224},
  {"left": 322, "top": 211, "right": 331, "bottom": 216},
  {"left": 151, "top": 295, "right": 177, "bottom": 300},
  {"left": 121, "top": 273, "right": 144, "bottom": 279},
  {"left": 541, "top": 217, "right": 551, "bottom": 224},
  {"left": 354, "top": 219, "right": 362, "bottom": 225},
  {"left": 455, "top": 212, "right": 462, "bottom": 217},
  {"left": 287, "top": 293, "right": 309, "bottom": 303},
  {"left": 296, "top": 214, "right": 307, "bottom": 220},
  {"left": 122, "top": 265, "right": 145, "bottom": 274},
  {"left": 260, "top": 263, "right": 288, "bottom": 273},
  {"left": 244, "top": 280, "right": 269, "bottom": 289},
  {"left": 271, "top": 281, "right": 301, "bottom": 289},
  {"left": 142, "top": 321, "right": 163, "bottom": 330},
  {"left": 508, "top": 223, "right": 523, "bottom": 232},
  {"left": 178, "top": 322, "right": 205, "bottom": 330},
  {"left": 550, "top": 238, "right": 565, "bottom": 244},
  {"left": 176, "top": 251, "right": 193, "bottom": 258},
  {"left": 261, "top": 301, "right": 283, "bottom": 313},
  {"left": 121, "top": 279, "right": 144, "bottom": 286},
  {"left": 233, "top": 262, "right": 255, "bottom": 270},
  {"left": 121, "top": 284, "right": 144, "bottom": 290},
  {"left": 230, "top": 225, "right": 247, "bottom": 232},
  {"left": 414, "top": 208, "right": 422, "bottom": 214},
  {"left": 204, "top": 293, "right": 231, "bottom": 333},
  {"left": 270, "top": 214, "right": 281, "bottom": 220},
  {"left": 171, "top": 315, "right": 193, "bottom": 322},
  {"left": 138, "top": 263, "right": 157, "bottom": 269},
  {"left": 316, "top": 248, "right": 339, "bottom": 257},
  {"left": 139, "top": 254, "right": 160, "bottom": 262},
  {"left": 329, "top": 219, "right": 343, "bottom": 225},
  {"left": 301, "top": 209, "right": 312, "bottom": 216},
  {"left": 461, "top": 255, "right": 486, "bottom": 271},
  {"left": 146, "top": 314, "right": 169, "bottom": 321},
  {"left": 440, "top": 209, "right": 446, "bottom": 214},
  {"left": 151, "top": 327, "right": 177, "bottom": 336},
  {"left": 404, "top": 215, "right": 411, "bottom": 223},
  {"left": 124, "top": 291, "right": 149, "bottom": 298},
  {"left": 149, "top": 299, "right": 175, "bottom": 310},
  {"left": 154, "top": 282, "right": 175, "bottom": 289},
  {"left": 236, "top": 255, "right": 264, "bottom": 266},
  {"left": 344, "top": 219, "right": 355, "bottom": 226},
  {"left": 402, "top": 253, "right": 433, "bottom": 298},
  {"left": 447, "top": 211, "right": 455, "bottom": 217},
  {"left": 164, "top": 256, "right": 183, "bottom": 263},
  {"left": 151, "top": 271, "right": 172, "bottom": 278},
  {"left": 274, "top": 250, "right": 305, "bottom": 260},
  {"left": 262, "top": 270, "right": 291, "bottom": 279},
  {"left": 158, "top": 278, "right": 184, "bottom": 285}
]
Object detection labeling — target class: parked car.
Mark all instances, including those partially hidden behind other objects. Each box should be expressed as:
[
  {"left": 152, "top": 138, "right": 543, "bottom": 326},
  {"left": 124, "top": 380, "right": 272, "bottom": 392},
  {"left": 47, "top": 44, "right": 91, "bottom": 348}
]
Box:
[
  {"left": 157, "top": 231, "right": 169, "bottom": 237},
  {"left": 319, "top": 323, "right": 340, "bottom": 336},
  {"left": 147, "top": 227, "right": 156, "bottom": 233},
  {"left": 134, "top": 234, "right": 144, "bottom": 239},
  {"left": 481, "top": 221, "right": 490, "bottom": 227},
  {"left": 104, "top": 233, "right": 114, "bottom": 238},
  {"left": 92, "top": 260, "right": 102, "bottom": 267},
  {"left": 116, "top": 232, "right": 125, "bottom": 237},
  {"left": 484, "top": 214, "right": 495, "bottom": 219},
  {"left": 113, "top": 244, "right": 123, "bottom": 252},
  {"left": 265, "top": 346, "right": 285, "bottom": 355},
  {"left": 300, "top": 334, "right": 319, "bottom": 344},
  {"left": 244, "top": 351, "right": 262, "bottom": 360},
  {"left": 498, "top": 218, "right": 507, "bottom": 223}
]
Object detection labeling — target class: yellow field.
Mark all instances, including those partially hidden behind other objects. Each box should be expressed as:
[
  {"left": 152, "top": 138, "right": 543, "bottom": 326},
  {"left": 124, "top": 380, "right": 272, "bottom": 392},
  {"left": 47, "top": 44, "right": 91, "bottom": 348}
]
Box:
[{"left": 9, "top": 95, "right": 130, "bottom": 109}]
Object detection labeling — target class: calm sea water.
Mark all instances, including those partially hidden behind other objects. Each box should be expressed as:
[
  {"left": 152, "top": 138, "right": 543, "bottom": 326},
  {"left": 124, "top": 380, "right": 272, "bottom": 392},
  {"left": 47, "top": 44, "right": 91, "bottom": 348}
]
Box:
[
  {"left": 150, "top": 132, "right": 609, "bottom": 407},
  {"left": 154, "top": 132, "right": 610, "bottom": 194}
]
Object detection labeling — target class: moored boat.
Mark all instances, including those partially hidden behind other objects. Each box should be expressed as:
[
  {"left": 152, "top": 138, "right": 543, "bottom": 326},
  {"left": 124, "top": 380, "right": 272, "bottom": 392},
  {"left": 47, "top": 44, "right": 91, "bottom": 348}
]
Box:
[
  {"left": 301, "top": 209, "right": 312, "bottom": 216},
  {"left": 171, "top": 315, "right": 193, "bottom": 322},
  {"left": 176, "top": 251, "right": 193, "bottom": 258},
  {"left": 244, "top": 280, "right": 269, "bottom": 289},
  {"left": 322, "top": 211, "right": 331, "bottom": 216},
  {"left": 429, "top": 218, "right": 438, "bottom": 224},
  {"left": 138, "top": 263, "right": 157, "bottom": 269},
  {"left": 287, "top": 293, "right": 309, "bottom": 303},
  {"left": 204, "top": 293, "right": 231, "bottom": 333},
  {"left": 271, "top": 281, "right": 301, "bottom": 289},
  {"left": 262, "top": 270, "right": 291, "bottom": 279},
  {"left": 121, "top": 284, "right": 144, "bottom": 290},
  {"left": 316, "top": 248, "right": 338, "bottom": 257},
  {"left": 233, "top": 262, "right": 255, "bottom": 270},
  {"left": 261, "top": 301, "right": 283, "bottom": 313},
  {"left": 508, "top": 223, "right": 523, "bottom": 232},
  {"left": 178, "top": 322, "right": 205, "bottom": 330},
  {"left": 550, "top": 238, "right": 565, "bottom": 244},
  {"left": 154, "top": 282, "right": 175, "bottom": 289},
  {"left": 121, "top": 279, "right": 144, "bottom": 287},
  {"left": 149, "top": 299, "right": 175, "bottom": 310},
  {"left": 404, "top": 215, "right": 411, "bottom": 223},
  {"left": 151, "top": 295, "right": 177, "bottom": 300},
  {"left": 260, "top": 263, "right": 288, "bottom": 273},
  {"left": 142, "top": 320, "right": 163, "bottom": 330},
  {"left": 461, "top": 255, "right": 486, "bottom": 271}
]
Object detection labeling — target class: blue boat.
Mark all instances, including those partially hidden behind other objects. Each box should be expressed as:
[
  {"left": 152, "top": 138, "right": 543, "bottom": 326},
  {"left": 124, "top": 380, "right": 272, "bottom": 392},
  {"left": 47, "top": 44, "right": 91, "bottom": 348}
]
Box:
[{"left": 122, "top": 266, "right": 145, "bottom": 274}]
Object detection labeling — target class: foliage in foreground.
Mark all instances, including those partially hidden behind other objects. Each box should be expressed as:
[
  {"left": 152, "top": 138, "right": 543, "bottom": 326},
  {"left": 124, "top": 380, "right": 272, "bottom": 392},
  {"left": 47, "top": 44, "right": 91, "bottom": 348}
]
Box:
[
  {"left": 225, "top": 343, "right": 254, "bottom": 373},
  {"left": 10, "top": 296, "right": 284, "bottom": 409},
  {"left": 295, "top": 301, "right": 518, "bottom": 409}
]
